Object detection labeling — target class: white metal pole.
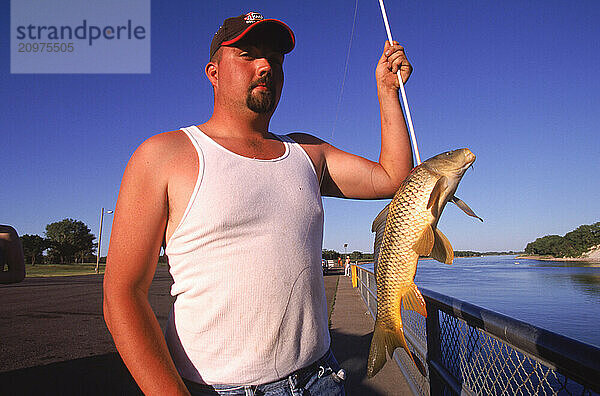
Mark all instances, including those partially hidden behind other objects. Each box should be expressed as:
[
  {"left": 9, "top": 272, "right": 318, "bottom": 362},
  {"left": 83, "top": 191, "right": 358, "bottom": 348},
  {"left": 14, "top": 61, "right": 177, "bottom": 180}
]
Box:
[
  {"left": 377, "top": 0, "right": 422, "bottom": 165},
  {"left": 95, "top": 208, "right": 104, "bottom": 274}
]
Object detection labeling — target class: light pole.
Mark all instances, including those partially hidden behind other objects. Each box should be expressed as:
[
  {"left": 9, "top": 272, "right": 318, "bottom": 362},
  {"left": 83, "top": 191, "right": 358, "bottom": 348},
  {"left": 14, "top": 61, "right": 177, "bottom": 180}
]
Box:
[
  {"left": 344, "top": 243, "right": 348, "bottom": 259},
  {"left": 95, "top": 208, "right": 113, "bottom": 274}
]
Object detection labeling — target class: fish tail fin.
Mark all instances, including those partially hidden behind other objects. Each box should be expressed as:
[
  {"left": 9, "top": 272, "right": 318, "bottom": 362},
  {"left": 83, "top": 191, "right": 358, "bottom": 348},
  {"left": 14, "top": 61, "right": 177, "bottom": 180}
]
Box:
[
  {"left": 367, "top": 320, "right": 398, "bottom": 378},
  {"left": 367, "top": 313, "right": 428, "bottom": 378},
  {"left": 367, "top": 318, "right": 426, "bottom": 378}
]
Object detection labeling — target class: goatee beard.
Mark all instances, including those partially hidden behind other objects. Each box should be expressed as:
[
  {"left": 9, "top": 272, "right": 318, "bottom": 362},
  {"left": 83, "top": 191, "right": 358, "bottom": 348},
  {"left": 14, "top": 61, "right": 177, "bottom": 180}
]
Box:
[{"left": 246, "top": 76, "right": 276, "bottom": 114}]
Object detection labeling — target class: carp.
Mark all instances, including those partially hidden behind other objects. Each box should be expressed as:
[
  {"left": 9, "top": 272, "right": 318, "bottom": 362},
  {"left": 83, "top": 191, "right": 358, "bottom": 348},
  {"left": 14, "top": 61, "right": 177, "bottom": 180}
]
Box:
[{"left": 367, "top": 148, "right": 482, "bottom": 378}]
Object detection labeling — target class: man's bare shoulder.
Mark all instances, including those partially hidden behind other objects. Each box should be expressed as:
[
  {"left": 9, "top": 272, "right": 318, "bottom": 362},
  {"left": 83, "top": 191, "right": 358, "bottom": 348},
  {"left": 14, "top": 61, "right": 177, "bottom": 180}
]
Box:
[
  {"left": 118, "top": 129, "right": 197, "bottom": 195},
  {"left": 133, "top": 129, "right": 189, "bottom": 158},
  {"left": 286, "top": 132, "right": 330, "bottom": 157},
  {"left": 127, "top": 130, "right": 193, "bottom": 169},
  {"left": 286, "top": 132, "right": 326, "bottom": 146}
]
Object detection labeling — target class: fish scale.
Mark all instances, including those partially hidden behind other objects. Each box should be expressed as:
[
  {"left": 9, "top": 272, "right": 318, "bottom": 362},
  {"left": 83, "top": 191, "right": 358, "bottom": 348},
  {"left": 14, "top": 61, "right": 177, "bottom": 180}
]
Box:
[{"left": 367, "top": 148, "right": 481, "bottom": 378}]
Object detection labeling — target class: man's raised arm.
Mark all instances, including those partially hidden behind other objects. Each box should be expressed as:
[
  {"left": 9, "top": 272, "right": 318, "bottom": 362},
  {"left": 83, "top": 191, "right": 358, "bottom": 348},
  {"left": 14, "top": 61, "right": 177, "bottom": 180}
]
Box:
[
  {"left": 103, "top": 134, "right": 190, "bottom": 396},
  {"left": 319, "top": 40, "right": 414, "bottom": 199}
]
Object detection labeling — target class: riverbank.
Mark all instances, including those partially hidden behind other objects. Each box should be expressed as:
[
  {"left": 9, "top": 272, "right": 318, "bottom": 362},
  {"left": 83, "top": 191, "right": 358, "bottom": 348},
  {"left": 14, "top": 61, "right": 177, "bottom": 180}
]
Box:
[{"left": 517, "top": 247, "right": 600, "bottom": 263}]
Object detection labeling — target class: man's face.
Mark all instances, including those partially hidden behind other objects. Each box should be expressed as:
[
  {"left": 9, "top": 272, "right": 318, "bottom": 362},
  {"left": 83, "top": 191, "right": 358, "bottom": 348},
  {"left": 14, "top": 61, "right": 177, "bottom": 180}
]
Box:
[{"left": 214, "top": 39, "right": 284, "bottom": 114}]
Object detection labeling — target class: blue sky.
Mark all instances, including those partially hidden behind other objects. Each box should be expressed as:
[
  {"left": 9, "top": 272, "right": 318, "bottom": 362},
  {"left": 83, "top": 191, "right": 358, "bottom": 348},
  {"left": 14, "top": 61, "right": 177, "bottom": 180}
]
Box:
[{"left": 2, "top": 0, "right": 599, "bottom": 255}]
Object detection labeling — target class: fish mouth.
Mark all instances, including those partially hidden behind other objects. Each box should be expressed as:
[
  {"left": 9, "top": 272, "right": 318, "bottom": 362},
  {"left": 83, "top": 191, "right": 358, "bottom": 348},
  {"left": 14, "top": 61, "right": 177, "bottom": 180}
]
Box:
[
  {"left": 463, "top": 148, "right": 475, "bottom": 163},
  {"left": 460, "top": 149, "right": 476, "bottom": 171}
]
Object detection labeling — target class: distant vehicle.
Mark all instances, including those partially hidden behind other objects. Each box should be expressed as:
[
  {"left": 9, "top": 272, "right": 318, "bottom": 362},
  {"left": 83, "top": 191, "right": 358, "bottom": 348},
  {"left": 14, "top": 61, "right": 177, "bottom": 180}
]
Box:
[{"left": 322, "top": 259, "right": 337, "bottom": 274}]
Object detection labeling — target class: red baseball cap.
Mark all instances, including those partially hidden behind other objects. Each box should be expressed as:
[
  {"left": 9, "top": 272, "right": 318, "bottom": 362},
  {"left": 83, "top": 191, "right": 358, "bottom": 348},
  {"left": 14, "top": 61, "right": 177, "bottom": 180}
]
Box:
[{"left": 210, "top": 12, "right": 295, "bottom": 60}]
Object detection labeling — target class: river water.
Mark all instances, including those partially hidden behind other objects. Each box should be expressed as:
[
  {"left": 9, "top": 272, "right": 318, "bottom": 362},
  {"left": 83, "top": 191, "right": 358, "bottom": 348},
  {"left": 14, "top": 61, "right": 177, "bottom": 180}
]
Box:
[{"left": 362, "top": 255, "right": 600, "bottom": 348}]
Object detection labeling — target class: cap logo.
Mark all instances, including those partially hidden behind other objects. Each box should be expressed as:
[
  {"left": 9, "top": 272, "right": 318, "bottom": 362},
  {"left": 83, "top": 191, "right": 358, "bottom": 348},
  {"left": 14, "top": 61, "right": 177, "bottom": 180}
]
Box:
[{"left": 244, "top": 12, "right": 264, "bottom": 24}]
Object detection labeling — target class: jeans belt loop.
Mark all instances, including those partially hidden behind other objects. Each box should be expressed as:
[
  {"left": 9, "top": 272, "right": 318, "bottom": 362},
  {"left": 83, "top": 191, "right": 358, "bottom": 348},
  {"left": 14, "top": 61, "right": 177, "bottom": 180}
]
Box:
[{"left": 288, "top": 374, "right": 297, "bottom": 391}]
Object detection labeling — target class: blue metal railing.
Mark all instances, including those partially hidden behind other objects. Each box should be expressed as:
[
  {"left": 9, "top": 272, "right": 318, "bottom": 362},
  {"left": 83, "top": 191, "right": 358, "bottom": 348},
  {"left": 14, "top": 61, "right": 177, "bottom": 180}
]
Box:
[{"left": 353, "top": 264, "right": 600, "bottom": 396}]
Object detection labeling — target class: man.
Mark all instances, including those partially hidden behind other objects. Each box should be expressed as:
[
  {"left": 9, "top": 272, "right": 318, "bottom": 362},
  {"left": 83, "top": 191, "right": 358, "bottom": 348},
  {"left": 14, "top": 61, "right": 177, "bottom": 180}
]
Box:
[{"left": 104, "top": 12, "right": 413, "bottom": 396}]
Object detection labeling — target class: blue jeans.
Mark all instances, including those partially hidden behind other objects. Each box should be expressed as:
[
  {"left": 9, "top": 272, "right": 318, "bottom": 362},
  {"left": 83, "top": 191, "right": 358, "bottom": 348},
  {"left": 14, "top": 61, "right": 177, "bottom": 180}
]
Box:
[{"left": 183, "top": 348, "right": 346, "bottom": 396}]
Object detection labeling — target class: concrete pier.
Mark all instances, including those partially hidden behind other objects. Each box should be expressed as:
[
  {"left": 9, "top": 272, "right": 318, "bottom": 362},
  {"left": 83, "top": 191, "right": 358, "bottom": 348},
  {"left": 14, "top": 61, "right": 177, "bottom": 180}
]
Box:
[
  {"left": 0, "top": 265, "right": 411, "bottom": 395},
  {"left": 326, "top": 270, "right": 412, "bottom": 395}
]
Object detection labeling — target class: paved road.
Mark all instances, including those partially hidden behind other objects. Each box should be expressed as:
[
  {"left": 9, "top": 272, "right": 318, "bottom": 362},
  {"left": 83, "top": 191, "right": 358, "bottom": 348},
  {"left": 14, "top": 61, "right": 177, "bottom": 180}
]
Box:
[
  {"left": 0, "top": 265, "right": 175, "bottom": 395},
  {"left": 0, "top": 265, "right": 175, "bottom": 373}
]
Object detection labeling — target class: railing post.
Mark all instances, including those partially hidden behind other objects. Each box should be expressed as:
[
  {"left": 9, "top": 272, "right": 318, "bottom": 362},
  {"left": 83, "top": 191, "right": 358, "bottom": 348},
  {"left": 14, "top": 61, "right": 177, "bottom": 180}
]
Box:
[
  {"left": 365, "top": 271, "right": 370, "bottom": 308},
  {"left": 426, "top": 304, "right": 444, "bottom": 395}
]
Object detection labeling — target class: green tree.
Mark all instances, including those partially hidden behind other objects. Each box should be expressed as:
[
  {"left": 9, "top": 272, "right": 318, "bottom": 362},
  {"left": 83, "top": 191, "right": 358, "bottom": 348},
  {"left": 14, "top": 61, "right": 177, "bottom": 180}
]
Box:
[
  {"left": 45, "top": 219, "right": 96, "bottom": 264},
  {"left": 20, "top": 234, "right": 48, "bottom": 265},
  {"left": 524, "top": 222, "right": 600, "bottom": 258},
  {"left": 525, "top": 235, "right": 564, "bottom": 256},
  {"left": 455, "top": 251, "right": 480, "bottom": 257},
  {"left": 562, "top": 223, "right": 600, "bottom": 257},
  {"left": 349, "top": 250, "right": 363, "bottom": 260},
  {"left": 322, "top": 249, "right": 340, "bottom": 260}
]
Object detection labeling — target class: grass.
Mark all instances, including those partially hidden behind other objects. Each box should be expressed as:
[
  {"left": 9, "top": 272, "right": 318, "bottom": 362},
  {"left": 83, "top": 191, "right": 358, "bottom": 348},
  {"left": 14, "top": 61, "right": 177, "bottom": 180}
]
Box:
[
  {"left": 328, "top": 276, "right": 340, "bottom": 329},
  {"left": 25, "top": 263, "right": 104, "bottom": 277},
  {"left": 24, "top": 261, "right": 169, "bottom": 277}
]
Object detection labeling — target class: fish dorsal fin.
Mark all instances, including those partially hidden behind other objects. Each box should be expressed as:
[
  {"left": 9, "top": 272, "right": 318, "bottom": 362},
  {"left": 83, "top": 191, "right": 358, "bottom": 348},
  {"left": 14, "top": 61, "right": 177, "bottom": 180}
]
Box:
[
  {"left": 428, "top": 176, "right": 448, "bottom": 219},
  {"left": 372, "top": 203, "right": 390, "bottom": 232},
  {"left": 372, "top": 203, "right": 390, "bottom": 270},
  {"left": 413, "top": 224, "right": 435, "bottom": 256},
  {"left": 403, "top": 283, "right": 427, "bottom": 317},
  {"left": 431, "top": 228, "right": 454, "bottom": 264},
  {"left": 451, "top": 196, "right": 483, "bottom": 222}
]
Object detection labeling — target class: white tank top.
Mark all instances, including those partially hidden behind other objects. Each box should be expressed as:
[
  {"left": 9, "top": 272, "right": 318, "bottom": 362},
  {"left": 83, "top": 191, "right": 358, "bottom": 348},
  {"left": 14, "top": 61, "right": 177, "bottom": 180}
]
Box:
[{"left": 164, "top": 126, "right": 330, "bottom": 385}]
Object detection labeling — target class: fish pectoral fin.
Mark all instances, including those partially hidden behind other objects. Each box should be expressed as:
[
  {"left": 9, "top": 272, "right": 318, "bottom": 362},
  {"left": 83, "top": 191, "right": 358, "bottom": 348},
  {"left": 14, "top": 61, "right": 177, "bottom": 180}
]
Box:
[
  {"left": 403, "top": 283, "right": 427, "bottom": 317},
  {"left": 431, "top": 228, "right": 454, "bottom": 264},
  {"left": 451, "top": 196, "right": 483, "bottom": 222},
  {"left": 427, "top": 176, "right": 448, "bottom": 219},
  {"left": 412, "top": 224, "right": 435, "bottom": 256}
]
